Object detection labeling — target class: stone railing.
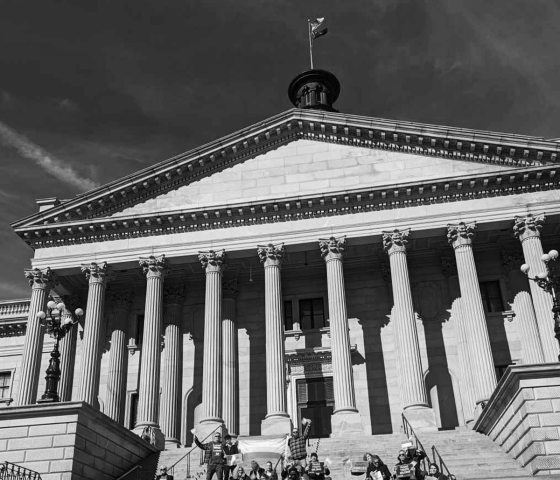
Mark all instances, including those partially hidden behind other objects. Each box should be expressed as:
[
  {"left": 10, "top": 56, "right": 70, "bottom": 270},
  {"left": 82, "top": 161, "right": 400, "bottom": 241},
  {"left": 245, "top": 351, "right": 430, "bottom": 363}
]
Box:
[
  {"left": 0, "top": 299, "right": 30, "bottom": 320},
  {"left": 474, "top": 363, "right": 560, "bottom": 475}
]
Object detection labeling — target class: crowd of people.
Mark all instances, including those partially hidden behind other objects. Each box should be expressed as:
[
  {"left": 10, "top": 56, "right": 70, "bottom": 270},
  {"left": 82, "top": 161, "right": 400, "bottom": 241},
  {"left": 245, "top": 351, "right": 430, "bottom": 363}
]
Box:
[{"left": 156, "top": 420, "right": 450, "bottom": 480}]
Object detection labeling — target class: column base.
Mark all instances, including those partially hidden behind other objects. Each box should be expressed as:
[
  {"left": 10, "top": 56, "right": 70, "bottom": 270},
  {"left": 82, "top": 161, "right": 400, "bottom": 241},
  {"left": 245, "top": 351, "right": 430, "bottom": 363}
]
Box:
[
  {"left": 261, "top": 414, "right": 292, "bottom": 435},
  {"left": 195, "top": 420, "right": 226, "bottom": 442},
  {"left": 403, "top": 405, "right": 437, "bottom": 431},
  {"left": 165, "top": 438, "right": 181, "bottom": 449},
  {"left": 132, "top": 424, "right": 166, "bottom": 451},
  {"left": 330, "top": 410, "right": 363, "bottom": 437}
]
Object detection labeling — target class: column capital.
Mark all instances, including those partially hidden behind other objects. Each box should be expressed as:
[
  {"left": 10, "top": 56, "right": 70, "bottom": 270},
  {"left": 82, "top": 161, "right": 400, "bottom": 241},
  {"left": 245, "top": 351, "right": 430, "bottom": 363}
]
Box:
[
  {"left": 382, "top": 229, "right": 411, "bottom": 255},
  {"left": 223, "top": 277, "right": 239, "bottom": 300},
  {"left": 24, "top": 267, "right": 58, "bottom": 290},
  {"left": 109, "top": 290, "right": 134, "bottom": 311},
  {"left": 163, "top": 284, "right": 185, "bottom": 305},
  {"left": 82, "top": 261, "right": 115, "bottom": 285},
  {"left": 440, "top": 257, "right": 457, "bottom": 279},
  {"left": 319, "top": 236, "right": 346, "bottom": 261},
  {"left": 139, "top": 255, "right": 170, "bottom": 279},
  {"left": 447, "top": 221, "right": 476, "bottom": 249},
  {"left": 257, "top": 243, "right": 285, "bottom": 268},
  {"left": 513, "top": 213, "right": 545, "bottom": 242},
  {"left": 199, "top": 250, "right": 227, "bottom": 274}
]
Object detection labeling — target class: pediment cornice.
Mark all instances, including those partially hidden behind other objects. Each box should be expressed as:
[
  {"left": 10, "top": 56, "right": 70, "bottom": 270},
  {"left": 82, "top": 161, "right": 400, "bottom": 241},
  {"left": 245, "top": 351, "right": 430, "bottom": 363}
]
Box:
[{"left": 15, "top": 163, "right": 560, "bottom": 250}]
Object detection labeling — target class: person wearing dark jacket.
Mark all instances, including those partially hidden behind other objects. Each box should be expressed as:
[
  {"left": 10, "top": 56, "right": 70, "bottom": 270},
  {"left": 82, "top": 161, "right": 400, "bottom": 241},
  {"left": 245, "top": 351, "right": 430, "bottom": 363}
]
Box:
[
  {"left": 248, "top": 461, "right": 266, "bottom": 480},
  {"left": 394, "top": 448, "right": 426, "bottom": 480},
  {"left": 233, "top": 466, "right": 251, "bottom": 480},
  {"left": 156, "top": 466, "right": 174, "bottom": 480},
  {"left": 223, "top": 435, "right": 239, "bottom": 480},
  {"left": 195, "top": 432, "right": 226, "bottom": 480},
  {"left": 363, "top": 453, "right": 391, "bottom": 480},
  {"left": 263, "top": 461, "right": 278, "bottom": 480},
  {"left": 306, "top": 453, "right": 331, "bottom": 480},
  {"left": 424, "top": 463, "right": 449, "bottom": 480}
]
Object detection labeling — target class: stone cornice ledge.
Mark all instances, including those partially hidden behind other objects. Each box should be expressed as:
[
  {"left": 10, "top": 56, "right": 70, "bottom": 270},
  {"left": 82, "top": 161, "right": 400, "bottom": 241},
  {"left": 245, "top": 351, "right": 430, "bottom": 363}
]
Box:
[{"left": 474, "top": 363, "right": 560, "bottom": 434}]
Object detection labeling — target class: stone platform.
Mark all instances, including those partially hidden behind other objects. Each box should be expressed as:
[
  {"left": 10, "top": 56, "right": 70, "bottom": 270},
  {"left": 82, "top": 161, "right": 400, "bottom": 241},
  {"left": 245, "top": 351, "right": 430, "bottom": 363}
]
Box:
[{"left": 0, "top": 401, "right": 157, "bottom": 480}]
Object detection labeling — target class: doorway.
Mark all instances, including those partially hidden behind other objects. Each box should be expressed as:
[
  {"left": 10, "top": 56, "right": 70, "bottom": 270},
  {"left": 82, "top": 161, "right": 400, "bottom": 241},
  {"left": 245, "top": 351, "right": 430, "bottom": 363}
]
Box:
[{"left": 296, "top": 377, "right": 334, "bottom": 438}]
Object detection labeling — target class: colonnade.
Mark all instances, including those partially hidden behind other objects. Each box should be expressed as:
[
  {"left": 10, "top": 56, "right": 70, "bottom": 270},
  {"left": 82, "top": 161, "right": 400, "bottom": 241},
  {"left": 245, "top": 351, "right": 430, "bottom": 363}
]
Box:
[{"left": 15, "top": 214, "right": 557, "bottom": 438}]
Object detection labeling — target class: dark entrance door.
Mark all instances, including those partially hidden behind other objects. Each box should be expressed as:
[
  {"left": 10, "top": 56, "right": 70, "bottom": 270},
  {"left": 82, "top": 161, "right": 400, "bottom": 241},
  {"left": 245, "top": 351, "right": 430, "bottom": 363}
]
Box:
[{"left": 296, "top": 377, "right": 334, "bottom": 438}]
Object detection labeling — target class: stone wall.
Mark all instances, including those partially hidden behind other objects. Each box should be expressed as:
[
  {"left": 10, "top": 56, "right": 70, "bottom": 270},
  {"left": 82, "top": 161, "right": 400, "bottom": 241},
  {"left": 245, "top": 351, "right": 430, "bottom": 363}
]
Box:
[
  {"left": 474, "top": 363, "right": 560, "bottom": 475},
  {"left": 0, "top": 401, "right": 157, "bottom": 480}
]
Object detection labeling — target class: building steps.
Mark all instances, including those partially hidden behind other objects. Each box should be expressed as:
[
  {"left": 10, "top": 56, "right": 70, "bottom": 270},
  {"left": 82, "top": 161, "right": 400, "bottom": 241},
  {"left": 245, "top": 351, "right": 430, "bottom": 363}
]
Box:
[{"left": 154, "top": 429, "right": 560, "bottom": 480}]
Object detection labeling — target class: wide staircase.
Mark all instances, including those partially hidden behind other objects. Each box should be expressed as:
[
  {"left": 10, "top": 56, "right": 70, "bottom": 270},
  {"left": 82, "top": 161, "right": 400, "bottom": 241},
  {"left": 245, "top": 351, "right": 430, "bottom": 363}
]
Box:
[{"left": 119, "top": 427, "right": 560, "bottom": 480}]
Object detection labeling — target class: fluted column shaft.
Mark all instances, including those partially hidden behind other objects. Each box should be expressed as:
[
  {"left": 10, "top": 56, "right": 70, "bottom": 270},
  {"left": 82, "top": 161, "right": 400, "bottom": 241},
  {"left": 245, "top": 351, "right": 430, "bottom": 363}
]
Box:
[
  {"left": 448, "top": 223, "right": 496, "bottom": 403},
  {"left": 451, "top": 298, "right": 476, "bottom": 423},
  {"left": 59, "top": 296, "right": 80, "bottom": 402},
  {"left": 513, "top": 291, "right": 546, "bottom": 364},
  {"left": 514, "top": 214, "right": 557, "bottom": 362},
  {"left": 136, "top": 255, "right": 169, "bottom": 429},
  {"left": 383, "top": 230, "right": 428, "bottom": 409},
  {"left": 199, "top": 250, "right": 226, "bottom": 424},
  {"left": 17, "top": 268, "right": 57, "bottom": 405},
  {"left": 319, "top": 238, "right": 357, "bottom": 413},
  {"left": 78, "top": 262, "right": 113, "bottom": 407},
  {"left": 105, "top": 291, "right": 133, "bottom": 424},
  {"left": 222, "top": 279, "right": 238, "bottom": 435},
  {"left": 160, "top": 286, "right": 184, "bottom": 446}
]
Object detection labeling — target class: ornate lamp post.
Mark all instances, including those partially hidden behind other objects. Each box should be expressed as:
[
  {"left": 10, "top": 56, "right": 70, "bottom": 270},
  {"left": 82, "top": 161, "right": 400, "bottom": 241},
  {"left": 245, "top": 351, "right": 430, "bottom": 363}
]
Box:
[
  {"left": 521, "top": 249, "right": 560, "bottom": 361},
  {"left": 36, "top": 299, "right": 83, "bottom": 403}
]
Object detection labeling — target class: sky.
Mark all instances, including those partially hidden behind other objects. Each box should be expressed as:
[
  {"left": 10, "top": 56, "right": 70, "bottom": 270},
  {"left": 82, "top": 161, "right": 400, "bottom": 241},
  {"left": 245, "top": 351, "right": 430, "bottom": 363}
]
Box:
[{"left": 1, "top": 0, "right": 560, "bottom": 300}]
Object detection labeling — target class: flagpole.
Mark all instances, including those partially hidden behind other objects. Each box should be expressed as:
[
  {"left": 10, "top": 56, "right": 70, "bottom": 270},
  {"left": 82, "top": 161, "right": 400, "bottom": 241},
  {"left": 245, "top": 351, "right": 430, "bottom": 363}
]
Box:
[{"left": 308, "top": 19, "right": 314, "bottom": 69}]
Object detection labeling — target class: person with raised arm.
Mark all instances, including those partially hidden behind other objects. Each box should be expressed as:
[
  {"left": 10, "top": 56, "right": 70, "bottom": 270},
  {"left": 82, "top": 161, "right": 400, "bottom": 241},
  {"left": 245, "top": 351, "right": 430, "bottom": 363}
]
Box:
[{"left": 195, "top": 431, "right": 226, "bottom": 480}]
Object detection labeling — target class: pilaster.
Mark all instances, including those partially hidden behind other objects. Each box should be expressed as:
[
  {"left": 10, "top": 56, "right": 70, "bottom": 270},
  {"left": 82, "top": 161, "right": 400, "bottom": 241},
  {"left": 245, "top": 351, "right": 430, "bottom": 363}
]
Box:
[
  {"left": 105, "top": 290, "right": 133, "bottom": 425},
  {"left": 160, "top": 284, "right": 185, "bottom": 448}
]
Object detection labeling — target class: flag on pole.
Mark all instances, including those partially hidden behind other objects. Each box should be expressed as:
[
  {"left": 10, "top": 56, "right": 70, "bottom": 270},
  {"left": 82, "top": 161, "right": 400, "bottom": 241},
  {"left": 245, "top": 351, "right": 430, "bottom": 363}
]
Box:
[{"left": 310, "top": 17, "right": 328, "bottom": 40}]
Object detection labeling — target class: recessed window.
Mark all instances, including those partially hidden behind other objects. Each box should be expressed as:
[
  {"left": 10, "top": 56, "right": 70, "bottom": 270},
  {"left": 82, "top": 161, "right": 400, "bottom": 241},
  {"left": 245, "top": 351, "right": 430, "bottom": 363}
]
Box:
[
  {"left": 480, "top": 281, "right": 504, "bottom": 313},
  {"left": 299, "top": 298, "right": 325, "bottom": 330},
  {"left": 135, "top": 314, "right": 144, "bottom": 347},
  {"left": 128, "top": 392, "right": 139, "bottom": 430},
  {"left": 284, "top": 300, "right": 294, "bottom": 331},
  {"left": 0, "top": 372, "right": 11, "bottom": 399}
]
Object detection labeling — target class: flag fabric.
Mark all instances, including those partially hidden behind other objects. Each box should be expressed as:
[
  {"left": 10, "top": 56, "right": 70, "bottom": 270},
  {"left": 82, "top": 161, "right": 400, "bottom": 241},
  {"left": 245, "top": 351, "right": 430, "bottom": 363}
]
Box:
[
  {"left": 310, "top": 17, "right": 328, "bottom": 40},
  {"left": 237, "top": 435, "right": 289, "bottom": 460}
]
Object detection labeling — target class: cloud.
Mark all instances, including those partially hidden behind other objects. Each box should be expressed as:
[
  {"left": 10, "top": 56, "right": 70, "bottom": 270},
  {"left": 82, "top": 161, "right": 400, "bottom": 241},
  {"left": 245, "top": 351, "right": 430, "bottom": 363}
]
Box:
[{"left": 0, "top": 120, "right": 99, "bottom": 192}]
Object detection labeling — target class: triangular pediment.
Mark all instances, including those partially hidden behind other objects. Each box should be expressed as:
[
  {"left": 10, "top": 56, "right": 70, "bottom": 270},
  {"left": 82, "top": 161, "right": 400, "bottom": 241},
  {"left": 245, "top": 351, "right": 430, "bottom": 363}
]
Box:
[
  {"left": 109, "top": 138, "right": 527, "bottom": 218},
  {"left": 12, "top": 108, "right": 560, "bottom": 249}
]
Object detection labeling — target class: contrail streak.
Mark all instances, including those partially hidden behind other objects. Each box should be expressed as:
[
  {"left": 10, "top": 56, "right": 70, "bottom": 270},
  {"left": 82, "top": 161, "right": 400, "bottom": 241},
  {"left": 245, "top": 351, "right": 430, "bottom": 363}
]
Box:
[{"left": 0, "top": 120, "right": 99, "bottom": 191}]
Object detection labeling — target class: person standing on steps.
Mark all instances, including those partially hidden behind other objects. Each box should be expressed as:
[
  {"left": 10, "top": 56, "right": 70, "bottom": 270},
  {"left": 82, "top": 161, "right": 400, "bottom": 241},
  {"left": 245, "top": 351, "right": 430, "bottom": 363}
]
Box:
[
  {"left": 306, "top": 452, "right": 331, "bottom": 480},
  {"left": 223, "top": 434, "right": 239, "bottom": 480},
  {"left": 195, "top": 431, "right": 226, "bottom": 480},
  {"left": 288, "top": 419, "right": 312, "bottom": 471}
]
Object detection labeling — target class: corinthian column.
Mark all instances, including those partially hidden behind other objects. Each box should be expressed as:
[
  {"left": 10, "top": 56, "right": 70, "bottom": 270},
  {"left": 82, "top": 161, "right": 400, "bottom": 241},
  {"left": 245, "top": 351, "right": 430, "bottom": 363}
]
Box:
[
  {"left": 105, "top": 290, "right": 133, "bottom": 424},
  {"left": 514, "top": 214, "right": 557, "bottom": 362},
  {"left": 78, "top": 262, "right": 114, "bottom": 408},
  {"left": 160, "top": 284, "right": 185, "bottom": 448},
  {"left": 447, "top": 222, "right": 496, "bottom": 405},
  {"left": 222, "top": 278, "right": 239, "bottom": 436},
  {"left": 382, "top": 229, "right": 436, "bottom": 430},
  {"left": 512, "top": 291, "right": 546, "bottom": 364},
  {"left": 197, "top": 250, "right": 226, "bottom": 437},
  {"left": 16, "top": 267, "right": 58, "bottom": 405},
  {"left": 59, "top": 295, "right": 81, "bottom": 402},
  {"left": 258, "top": 244, "right": 291, "bottom": 435},
  {"left": 134, "top": 255, "right": 169, "bottom": 443},
  {"left": 319, "top": 237, "right": 362, "bottom": 436}
]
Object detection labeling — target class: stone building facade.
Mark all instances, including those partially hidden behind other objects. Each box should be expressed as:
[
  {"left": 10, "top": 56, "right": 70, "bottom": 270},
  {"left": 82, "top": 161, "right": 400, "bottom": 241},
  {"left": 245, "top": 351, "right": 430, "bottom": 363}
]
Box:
[{"left": 2, "top": 71, "right": 560, "bottom": 446}]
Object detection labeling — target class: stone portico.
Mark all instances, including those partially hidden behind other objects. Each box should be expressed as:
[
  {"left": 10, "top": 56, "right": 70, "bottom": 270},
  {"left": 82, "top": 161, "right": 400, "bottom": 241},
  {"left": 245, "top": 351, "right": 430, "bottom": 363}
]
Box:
[{"left": 2, "top": 76, "right": 560, "bottom": 468}]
